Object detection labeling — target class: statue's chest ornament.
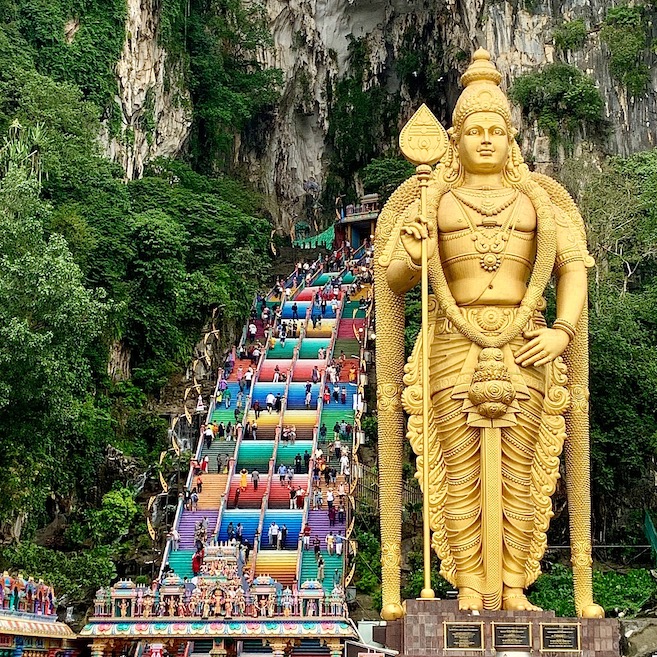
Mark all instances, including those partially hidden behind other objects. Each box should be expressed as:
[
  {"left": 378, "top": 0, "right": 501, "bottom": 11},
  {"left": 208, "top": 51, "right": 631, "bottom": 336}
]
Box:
[{"left": 451, "top": 189, "right": 520, "bottom": 272}]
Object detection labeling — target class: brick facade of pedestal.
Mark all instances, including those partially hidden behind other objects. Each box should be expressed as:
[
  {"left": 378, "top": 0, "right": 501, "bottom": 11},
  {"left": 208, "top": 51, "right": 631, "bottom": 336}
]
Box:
[{"left": 373, "top": 600, "right": 620, "bottom": 657}]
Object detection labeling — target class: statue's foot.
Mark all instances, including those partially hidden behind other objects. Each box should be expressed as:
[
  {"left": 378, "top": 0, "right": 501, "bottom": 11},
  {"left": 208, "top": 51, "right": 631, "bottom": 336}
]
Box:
[
  {"left": 581, "top": 603, "right": 605, "bottom": 618},
  {"left": 502, "top": 588, "right": 542, "bottom": 611},
  {"left": 381, "top": 602, "right": 405, "bottom": 620},
  {"left": 458, "top": 588, "right": 484, "bottom": 611}
]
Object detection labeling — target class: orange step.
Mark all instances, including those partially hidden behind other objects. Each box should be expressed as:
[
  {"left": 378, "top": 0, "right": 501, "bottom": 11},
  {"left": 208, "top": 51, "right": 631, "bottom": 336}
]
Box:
[
  {"left": 197, "top": 474, "right": 227, "bottom": 509},
  {"left": 254, "top": 550, "right": 298, "bottom": 586}
]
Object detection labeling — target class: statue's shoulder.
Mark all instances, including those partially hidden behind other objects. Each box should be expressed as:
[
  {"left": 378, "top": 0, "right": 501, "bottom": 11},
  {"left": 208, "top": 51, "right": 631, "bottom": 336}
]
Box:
[{"left": 529, "top": 172, "right": 595, "bottom": 268}]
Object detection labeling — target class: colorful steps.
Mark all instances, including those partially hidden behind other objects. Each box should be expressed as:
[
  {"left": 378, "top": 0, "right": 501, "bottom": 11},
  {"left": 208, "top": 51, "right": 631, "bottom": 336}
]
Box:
[
  {"left": 291, "top": 640, "right": 331, "bottom": 657},
  {"left": 342, "top": 301, "right": 367, "bottom": 319},
  {"left": 178, "top": 510, "right": 219, "bottom": 549},
  {"left": 291, "top": 359, "right": 323, "bottom": 382},
  {"left": 269, "top": 474, "right": 309, "bottom": 508},
  {"left": 167, "top": 549, "right": 195, "bottom": 579},
  {"left": 306, "top": 509, "right": 344, "bottom": 550},
  {"left": 251, "top": 382, "right": 286, "bottom": 407},
  {"left": 236, "top": 441, "right": 275, "bottom": 471},
  {"left": 196, "top": 473, "right": 227, "bottom": 509},
  {"left": 261, "top": 510, "right": 303, "bottom": 549},
  {"left": 199, "top": 440, "right": 236, "bottom": 474},
  {"left": 259, "top": 359, "right": 293, "bottom": 382},
  {"left": 300, "top": 550, "right": 343, "bottom": 589},
  {"left": 217, "top": 509, "right": 260, "bottom": 544},
  {"left": 244, "top": 411, "right": 279, "bottom": 440},
  {"left": 254, "top": 550, "right": 298, "bottom": 586},
  {"left": 276, "top": 440, "right": 313, "bottom": 468},
  {"left": 226, "top": 474, "right": 266, "bottom": 509},
  {"left": 279, "top": 410, "right": 316, "bottom": 440},
  {"left": 337, "top": 319, "right": 365, "bottom": 338},
  {"left": 286, "top": 382, "right": 320, "bottom": 410},
  {"left": 298, "top": 338, "right": 331, "bottom": 359},
  {"left": 304, "top": 321, "right": 335, "bottom": 338},
  {"left": 267, "top": 338, "right": 298, "bottom": 359},
  {"left": 281, "top": 301, "right": 311, "bottom": 319}
]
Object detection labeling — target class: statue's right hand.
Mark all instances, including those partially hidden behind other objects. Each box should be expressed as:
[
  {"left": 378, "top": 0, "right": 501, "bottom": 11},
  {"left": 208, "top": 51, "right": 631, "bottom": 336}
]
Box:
[{"left": 400, "top": 204, "right": 437, "bottom": 266}]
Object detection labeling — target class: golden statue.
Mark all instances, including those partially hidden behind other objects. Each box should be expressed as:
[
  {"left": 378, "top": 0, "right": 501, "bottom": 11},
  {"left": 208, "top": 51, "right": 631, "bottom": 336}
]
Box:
[{"left": 374, "top": 49, "right": 604, "bottom": 620}]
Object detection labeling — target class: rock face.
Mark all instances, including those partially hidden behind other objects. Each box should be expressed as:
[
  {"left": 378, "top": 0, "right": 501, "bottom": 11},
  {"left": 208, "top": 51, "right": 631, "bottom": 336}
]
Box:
[
  {"left": 108, "top": 0, "right": 657, "bottom": 226},
  {"left": 239, "top": 0, "right": 657, "bottom": 228},
  {"left": 104, "top": 0, "right": 192, "bottom": 180}
]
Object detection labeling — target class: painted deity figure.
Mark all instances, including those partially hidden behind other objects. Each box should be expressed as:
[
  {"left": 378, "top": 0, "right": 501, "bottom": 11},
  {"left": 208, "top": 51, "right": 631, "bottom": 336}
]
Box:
[{"left": 375, "top": 50, "right": 603, "bottom": 620}]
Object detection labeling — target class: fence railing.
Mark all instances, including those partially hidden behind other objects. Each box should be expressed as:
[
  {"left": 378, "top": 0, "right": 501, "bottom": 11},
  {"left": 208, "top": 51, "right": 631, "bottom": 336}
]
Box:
[{"left": 355, "top": 463, "right": 422, "bottom": 511}]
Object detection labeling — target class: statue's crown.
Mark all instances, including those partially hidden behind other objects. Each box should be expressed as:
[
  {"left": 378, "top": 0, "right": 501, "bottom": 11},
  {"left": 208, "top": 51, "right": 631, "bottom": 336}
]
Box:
[{"left": 451, "top": 49, "right": 513, "bottom": 137}]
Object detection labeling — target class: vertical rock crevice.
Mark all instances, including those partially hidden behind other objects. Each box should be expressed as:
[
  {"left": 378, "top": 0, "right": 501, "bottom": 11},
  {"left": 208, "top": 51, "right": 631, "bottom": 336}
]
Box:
[{"left": 104, "top": 0, "right": 192, "bottom": 180}]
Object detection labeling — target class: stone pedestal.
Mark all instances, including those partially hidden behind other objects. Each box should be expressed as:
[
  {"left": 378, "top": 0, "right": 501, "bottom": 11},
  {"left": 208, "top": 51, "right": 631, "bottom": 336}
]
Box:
[{"left": 372, "top": 600, "right": 620, "bottom": 657}]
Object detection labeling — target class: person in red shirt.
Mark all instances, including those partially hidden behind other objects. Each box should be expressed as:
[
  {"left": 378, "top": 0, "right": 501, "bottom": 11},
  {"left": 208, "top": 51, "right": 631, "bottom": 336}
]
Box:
[
  {"left": 302, "top": 524, "right": 311, "bottom": 550},
  {"left": 191, "top": 547, "right": 204, "bottom": 575}
]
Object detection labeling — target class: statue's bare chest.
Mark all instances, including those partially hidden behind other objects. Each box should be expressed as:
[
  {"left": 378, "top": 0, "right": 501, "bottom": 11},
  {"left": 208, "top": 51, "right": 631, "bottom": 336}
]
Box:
[{"left": 436, "top": 189, "right": 537, "bottom": 234}]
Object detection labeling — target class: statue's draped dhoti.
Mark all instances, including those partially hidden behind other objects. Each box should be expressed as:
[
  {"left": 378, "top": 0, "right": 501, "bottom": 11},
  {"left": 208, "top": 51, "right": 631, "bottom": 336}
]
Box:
[{"left": 403, "top": 302, "right": 569, "bottom": 608}]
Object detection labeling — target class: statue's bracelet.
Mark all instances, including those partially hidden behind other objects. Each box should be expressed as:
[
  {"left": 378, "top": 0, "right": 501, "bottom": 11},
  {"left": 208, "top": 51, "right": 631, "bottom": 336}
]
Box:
[{"left": 553, "top": 318, "right": 576, "bottom": 341}]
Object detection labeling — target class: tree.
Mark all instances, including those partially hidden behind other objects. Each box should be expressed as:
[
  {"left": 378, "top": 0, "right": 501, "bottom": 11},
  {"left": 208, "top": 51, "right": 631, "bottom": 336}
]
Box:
[{"left": 0, "top": 163, "right": 110, "bottom": 534}]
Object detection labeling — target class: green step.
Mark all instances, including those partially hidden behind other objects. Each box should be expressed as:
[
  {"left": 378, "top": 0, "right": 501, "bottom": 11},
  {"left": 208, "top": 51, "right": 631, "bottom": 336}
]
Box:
[
  {"left": 268, "top": 339, "right": 298, "bottom": 359},
  {"left": 300, "top": 550, "right": 344, "bottom": 590},
  {"left": 236, "top": 441, "right": 275, "bottom": 470},
  {"left": 333, "top": 339, "right": 360, "bottom": 357},
  {"left": 167, "top": 549, "right": 195, "bottom": 579}
]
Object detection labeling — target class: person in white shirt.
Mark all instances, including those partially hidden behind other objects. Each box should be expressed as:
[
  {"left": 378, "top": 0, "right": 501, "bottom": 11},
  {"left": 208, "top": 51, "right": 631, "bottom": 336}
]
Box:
[
  {"left": 340, "top": 453, "right": 349, "bottom": 475},
  {"left": 271, "top": 523, "right": 280, "bottom": 549},
  {"left": 249, "top": 322, "right": 257, "bottom": 340},
  {"left": 266, "top": 392, "right": 275, "bottom": 413}
]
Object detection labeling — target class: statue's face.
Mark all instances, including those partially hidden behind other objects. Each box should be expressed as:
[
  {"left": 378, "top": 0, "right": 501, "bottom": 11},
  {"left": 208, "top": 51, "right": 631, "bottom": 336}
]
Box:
[{"left": 457, "top": 111, "right": 510, "bottom": 175}]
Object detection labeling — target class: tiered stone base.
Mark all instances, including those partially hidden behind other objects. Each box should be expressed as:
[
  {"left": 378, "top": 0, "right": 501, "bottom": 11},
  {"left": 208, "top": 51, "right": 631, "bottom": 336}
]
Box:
[{"left": 372, "top": 600, "right": 620, "bottom": 657}]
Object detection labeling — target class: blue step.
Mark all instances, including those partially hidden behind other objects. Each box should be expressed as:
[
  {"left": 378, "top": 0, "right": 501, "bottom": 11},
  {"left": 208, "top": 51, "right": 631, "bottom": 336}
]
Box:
[
  {"left": 285, "top": 382, "right": 320, "bottom": 410},
  {"left": 217, "top": 509, "right": 261, "bottom": 544},
  {"left": 261, "top": 510, "right": 304, "bottom": 549}
]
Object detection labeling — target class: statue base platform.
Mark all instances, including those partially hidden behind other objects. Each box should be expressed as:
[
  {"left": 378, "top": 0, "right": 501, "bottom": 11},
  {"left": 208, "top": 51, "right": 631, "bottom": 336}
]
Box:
[{"left": 372, "top": 599, "right": 620, "bottom": 657}]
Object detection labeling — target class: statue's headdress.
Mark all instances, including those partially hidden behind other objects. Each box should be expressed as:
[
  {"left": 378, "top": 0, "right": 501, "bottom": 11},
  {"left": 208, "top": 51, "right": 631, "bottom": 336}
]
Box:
[{"left": 451, "top": 48, "right": 514, "bottom": 139}]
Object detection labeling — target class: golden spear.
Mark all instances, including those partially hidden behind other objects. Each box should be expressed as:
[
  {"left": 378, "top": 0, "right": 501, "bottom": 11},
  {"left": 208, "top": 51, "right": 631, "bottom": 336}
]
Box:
[{"left": 399, "top": 105, "right": 448, "bottom": 598}]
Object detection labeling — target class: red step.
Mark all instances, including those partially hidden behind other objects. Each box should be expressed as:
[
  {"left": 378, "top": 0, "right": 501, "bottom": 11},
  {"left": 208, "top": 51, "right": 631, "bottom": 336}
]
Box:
[{"left": 227, "top": 476, "right": 266, "bottom": 509}]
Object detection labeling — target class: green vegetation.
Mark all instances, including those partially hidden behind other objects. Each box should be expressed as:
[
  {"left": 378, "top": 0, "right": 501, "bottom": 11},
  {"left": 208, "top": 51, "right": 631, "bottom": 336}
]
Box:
[
  {"left": 6, "top": 0, "right": 127, "bottom": 110},
  {"left": 361, "top": 156, "right": 415, "bottom": 203},
  {"left": 509, "top": 63, "right": 604, "bottom": 153},
  {"left": 553, "top": 19, "right": 588, "bottom": 52},
  {"left": 353, "top": 527, "right": 382, "bottom": 610},
  {"left": 600, "top": 4, "right": 651, "bottom": 96},
  {"left": 0, "top": 543, "right": 116, "bottom": 607},
  {"left": 0, "top": 0, "right": 273, "bottom": 598},
  {"left": 528, "top": 564, "right": 657, "bottom": 617},
  {"left": 326, "top": 37, "right": 401, "bottom": 202},
  {"left": 160, "top": 0, "right": 282, "bottom": 168}
]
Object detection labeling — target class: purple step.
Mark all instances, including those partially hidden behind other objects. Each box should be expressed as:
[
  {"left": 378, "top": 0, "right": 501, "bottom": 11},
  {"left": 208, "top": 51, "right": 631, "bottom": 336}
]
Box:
[
  {"left": 305, "top": 509, "right": 345, "bottom": 550},
  {"left": 178, "top": 510, "right": 219, "bottom": 549}
]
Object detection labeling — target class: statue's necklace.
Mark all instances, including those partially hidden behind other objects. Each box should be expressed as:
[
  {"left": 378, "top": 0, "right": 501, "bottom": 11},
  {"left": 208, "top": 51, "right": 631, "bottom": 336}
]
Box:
[
  {"left": 452, "top": 191, "right": 521, "bottom": 272},
  {"left": 451, "top": 188, "right": 519, "bottom": 217}
]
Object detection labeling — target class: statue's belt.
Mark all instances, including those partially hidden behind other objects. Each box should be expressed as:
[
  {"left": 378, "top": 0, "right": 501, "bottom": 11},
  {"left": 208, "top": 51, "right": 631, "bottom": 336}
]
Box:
[{"left": 430, "top": 303, "right": 547, "bottom": 335}]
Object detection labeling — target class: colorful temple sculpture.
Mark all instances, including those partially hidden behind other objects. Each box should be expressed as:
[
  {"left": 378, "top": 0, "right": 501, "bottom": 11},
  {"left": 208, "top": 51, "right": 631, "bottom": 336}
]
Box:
[{"left": 0, "top": 573, "right": 76, "bottom": 657}]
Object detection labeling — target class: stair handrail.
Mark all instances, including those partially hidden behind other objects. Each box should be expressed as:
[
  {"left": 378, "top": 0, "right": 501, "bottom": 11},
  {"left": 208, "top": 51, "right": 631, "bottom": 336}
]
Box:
[{"left": 252, "top": 491, "right": 269, "bottom": 580}]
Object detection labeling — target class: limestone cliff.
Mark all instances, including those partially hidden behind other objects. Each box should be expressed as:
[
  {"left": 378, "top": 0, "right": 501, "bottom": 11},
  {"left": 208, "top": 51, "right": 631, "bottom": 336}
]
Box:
[
  {"left": 108, "top": 0, "right": 657, "bottom": 227},
  {"left": 103, "top": 0, "right": 192, "bottom": 180},
  {"left": 240, "top": 0, "right": 657, "bottom": 228}
]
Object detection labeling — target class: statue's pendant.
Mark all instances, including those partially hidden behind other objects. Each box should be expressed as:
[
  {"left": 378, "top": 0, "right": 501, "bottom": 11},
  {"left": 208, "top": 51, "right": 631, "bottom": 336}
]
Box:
[{"left": 472, "top": 228, "right": 509, "bottom": 272}]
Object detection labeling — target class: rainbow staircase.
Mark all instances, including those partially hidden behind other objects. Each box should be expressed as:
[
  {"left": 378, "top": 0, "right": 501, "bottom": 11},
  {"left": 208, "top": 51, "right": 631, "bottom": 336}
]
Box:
[{"left": 161, "top": 247, "right": 372, "bottom": 624}]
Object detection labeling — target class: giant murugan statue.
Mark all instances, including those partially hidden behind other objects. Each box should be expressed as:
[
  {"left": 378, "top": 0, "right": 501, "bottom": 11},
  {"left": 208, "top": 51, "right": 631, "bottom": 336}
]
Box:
[{"left": 375, "top": 49, "right": 604, "bottom": 620}]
